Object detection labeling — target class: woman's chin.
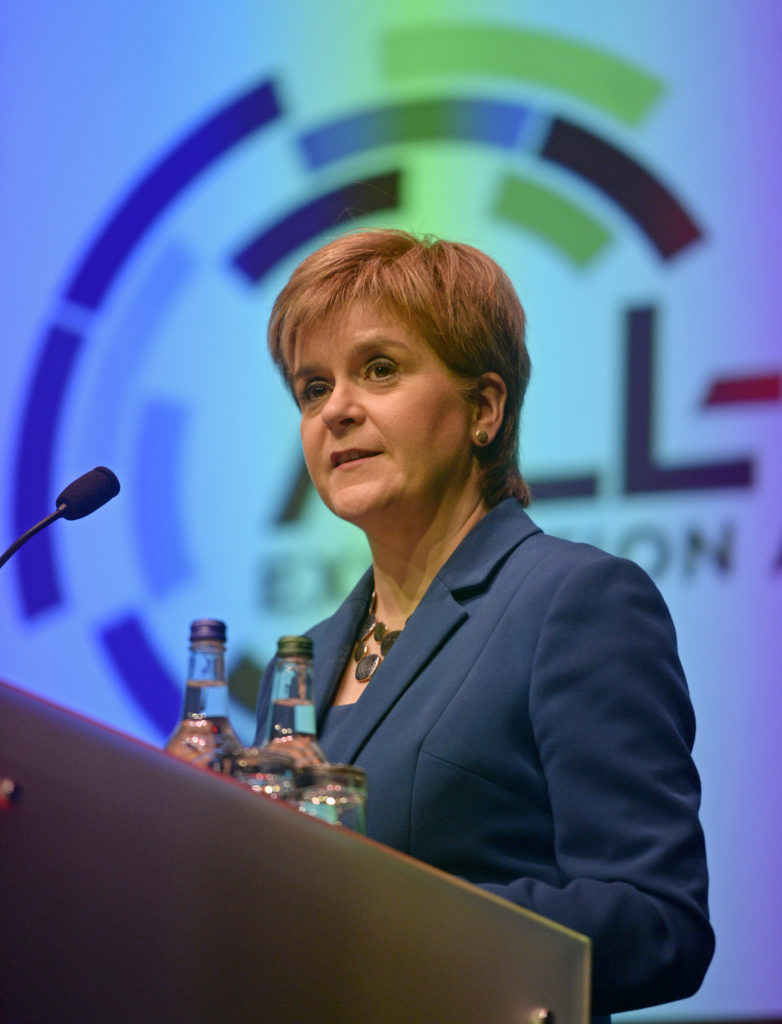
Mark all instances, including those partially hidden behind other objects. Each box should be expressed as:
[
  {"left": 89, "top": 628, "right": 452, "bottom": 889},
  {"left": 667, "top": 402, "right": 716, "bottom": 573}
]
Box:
[
  {"left": 324, "top": 486, "right": 398, "bottom": 530},
  {"left": 328, "top": 499, "right": 386, "bottom": 528}
]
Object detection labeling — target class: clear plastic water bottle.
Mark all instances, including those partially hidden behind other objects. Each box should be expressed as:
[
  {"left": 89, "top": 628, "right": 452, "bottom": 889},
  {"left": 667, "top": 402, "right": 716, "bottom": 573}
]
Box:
[{"left": 165, "top": 618, "right": 242, "bottom": 770}]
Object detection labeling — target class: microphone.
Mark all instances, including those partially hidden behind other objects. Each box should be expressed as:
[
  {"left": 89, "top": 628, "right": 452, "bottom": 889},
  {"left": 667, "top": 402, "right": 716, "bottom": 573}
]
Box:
[
  {"left": 0, "top": 467, "right": 121, "bottom": 568},
  {"left": 55, "top": 466, "right": 120, "bottom": 520}
]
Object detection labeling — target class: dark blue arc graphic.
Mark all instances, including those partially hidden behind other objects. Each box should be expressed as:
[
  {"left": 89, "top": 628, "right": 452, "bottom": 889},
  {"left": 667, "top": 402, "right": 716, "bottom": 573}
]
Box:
[
  {"left": 13, "top": 80, "right": 282, "bottom": 620},
  {"left": 233, "top": 171, "right": 401, "bottom": 282},
  {"left": 541, "top": 119, "right": 702, "bottom": 260},
  {"left": 69, "top": 82, "right": 281, "bottom": 311},
  {"left": 298, "top": 97, "right": 702, "bottom": 260},
  {"left": 100, "top": 615, "right": 183, "bottom": 734}
]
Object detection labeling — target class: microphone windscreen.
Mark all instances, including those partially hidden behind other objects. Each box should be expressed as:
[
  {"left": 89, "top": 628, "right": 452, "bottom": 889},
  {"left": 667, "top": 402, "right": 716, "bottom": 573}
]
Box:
[{"left": 56, "top": 467, "right": 121, "bottom": 521}]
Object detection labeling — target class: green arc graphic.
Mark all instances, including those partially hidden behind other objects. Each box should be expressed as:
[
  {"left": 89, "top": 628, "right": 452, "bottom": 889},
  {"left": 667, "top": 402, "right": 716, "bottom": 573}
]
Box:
[
  {"left": 383, "top": 24, "right": 663, "bottom": 126},
  {"left": 494, "top": 172, "right": 612, "bottom": 267}
]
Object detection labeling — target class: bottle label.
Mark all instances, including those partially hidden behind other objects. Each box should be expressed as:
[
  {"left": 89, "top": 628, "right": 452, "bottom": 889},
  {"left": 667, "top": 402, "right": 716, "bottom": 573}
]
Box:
[{"left": 294, "top": 702, "right": 317, "bottom": 735}]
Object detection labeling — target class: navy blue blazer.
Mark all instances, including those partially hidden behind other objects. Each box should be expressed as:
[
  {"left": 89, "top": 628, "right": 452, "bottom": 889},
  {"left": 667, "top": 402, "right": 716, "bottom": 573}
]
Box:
[{"left": 255, "top": 500, "right": 713, "bottom": 1014}]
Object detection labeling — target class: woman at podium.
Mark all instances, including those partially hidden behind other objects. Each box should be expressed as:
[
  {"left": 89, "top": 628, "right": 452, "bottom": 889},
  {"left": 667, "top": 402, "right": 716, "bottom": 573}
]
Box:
[{"left": 254, "top": 228, "right": 714, "bottom": 1016}]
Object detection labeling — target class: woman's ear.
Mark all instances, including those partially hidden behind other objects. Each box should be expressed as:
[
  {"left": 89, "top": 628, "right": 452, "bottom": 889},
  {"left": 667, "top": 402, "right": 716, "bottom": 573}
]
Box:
[{"left": 472, "top": 372, "right": 506, "bottom": 444}]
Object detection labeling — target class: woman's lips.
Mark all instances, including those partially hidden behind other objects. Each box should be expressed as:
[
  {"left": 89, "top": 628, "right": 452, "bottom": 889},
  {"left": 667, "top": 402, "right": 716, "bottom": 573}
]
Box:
[{"left": 331, "top": 449, "right": 380, "bottom": 468}]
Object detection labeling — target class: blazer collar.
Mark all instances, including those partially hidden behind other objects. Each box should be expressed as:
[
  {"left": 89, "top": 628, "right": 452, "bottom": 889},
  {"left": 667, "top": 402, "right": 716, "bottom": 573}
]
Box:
[
  {"left": 313, "top": 500, "right": 541, "bottom": 765},
  {"left": 436, "top": 498, "right": 541, "bottom": 594}
]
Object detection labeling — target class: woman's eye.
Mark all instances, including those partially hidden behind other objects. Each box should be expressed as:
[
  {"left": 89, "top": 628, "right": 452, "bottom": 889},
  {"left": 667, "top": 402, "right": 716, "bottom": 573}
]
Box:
[
  {"left": 366, "top": 359, "right": 396, "bottom": 381},
  {"left": 299, "top": 380, "right": 330, "bottom": 405}
]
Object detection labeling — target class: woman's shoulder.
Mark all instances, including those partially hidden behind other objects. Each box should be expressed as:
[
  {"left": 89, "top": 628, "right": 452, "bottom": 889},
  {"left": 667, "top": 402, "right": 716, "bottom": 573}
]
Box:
[
  {"left": 520, "top": 527, "right": 668, "bottom": 609},
  {"left": 475, "top": 502, "right": 670, "bottom": 622},
  {"left": 477, "top": 498, "right": 652, "bottom": 580}
]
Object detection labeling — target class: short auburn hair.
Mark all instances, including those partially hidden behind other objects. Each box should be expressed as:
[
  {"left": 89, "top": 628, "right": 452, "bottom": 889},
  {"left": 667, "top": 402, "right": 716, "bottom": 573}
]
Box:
[{"left": 268, "top": 229, "right": 531, "bottom": 508}]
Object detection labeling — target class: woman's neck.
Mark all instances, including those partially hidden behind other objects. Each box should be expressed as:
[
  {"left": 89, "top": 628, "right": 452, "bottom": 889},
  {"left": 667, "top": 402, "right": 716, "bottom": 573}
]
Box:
[{"left": 366, "top": 497, "right": 488, "bottom": 626}]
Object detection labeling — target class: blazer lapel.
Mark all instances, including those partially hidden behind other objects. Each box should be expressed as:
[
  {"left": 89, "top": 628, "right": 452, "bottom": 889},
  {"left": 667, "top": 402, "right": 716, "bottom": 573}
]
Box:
[
  {"left": 319, "top": 500, "right": 542, "bottom": 767},
  {"left": 324, "top": 577, "right": 468, "bottom": 766},
  {"left": 311, "top": 568, "right": 374, "bottom": 729}
]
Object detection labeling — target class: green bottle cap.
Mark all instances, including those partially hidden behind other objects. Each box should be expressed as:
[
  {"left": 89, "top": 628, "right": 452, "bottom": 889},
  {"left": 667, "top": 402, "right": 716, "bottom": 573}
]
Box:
[{"left": 276, "top": 634, "right": 313, "bottom": 658}]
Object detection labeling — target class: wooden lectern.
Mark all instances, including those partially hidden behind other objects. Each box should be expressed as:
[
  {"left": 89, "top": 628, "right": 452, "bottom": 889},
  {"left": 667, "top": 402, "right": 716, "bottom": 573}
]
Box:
[{"left": 0, "top": 679, "right": 590, "bottom": 1023}]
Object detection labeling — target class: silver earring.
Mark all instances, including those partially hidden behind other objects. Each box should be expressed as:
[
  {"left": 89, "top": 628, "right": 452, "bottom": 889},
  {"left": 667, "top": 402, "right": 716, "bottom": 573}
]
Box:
[{"left": 474, "top": 428, "right": 489, "bottom": 445}]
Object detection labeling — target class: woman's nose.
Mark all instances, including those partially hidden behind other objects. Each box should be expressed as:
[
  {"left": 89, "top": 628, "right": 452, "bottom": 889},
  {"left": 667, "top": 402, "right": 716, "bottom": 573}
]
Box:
[{"left": 320, "top": 380, "right": 365, "bottom": 431}]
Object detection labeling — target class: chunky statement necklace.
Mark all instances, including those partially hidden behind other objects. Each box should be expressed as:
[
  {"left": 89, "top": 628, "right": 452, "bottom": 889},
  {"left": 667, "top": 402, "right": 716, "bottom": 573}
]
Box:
[{"left": 353, "top": 590, "right": 404, "bottom": 683}]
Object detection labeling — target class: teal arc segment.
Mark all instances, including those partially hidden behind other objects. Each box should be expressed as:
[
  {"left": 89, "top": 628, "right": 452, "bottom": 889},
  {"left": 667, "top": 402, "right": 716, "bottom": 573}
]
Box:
[{"left": 299, "top": 98, "right": 535, "bottom": 167}]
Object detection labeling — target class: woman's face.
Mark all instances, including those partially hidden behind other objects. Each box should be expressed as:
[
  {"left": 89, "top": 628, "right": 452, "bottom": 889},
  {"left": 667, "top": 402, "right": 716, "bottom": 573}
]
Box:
[{"left": 292, "top": 305, "right": 484, "bottom": 539}]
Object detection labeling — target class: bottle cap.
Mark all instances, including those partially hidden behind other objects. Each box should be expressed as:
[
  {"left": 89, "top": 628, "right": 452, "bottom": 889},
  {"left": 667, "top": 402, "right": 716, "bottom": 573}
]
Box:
[
  {"left": 276, "top": 634, "right": 313, "bottom": 658},
  {"left": 190, "top": 618, "right": 227, "bottom": 643}
]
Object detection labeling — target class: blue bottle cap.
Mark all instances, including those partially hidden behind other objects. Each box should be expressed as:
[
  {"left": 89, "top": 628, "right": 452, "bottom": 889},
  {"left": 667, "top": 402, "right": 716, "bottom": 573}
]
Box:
[{"left": 190, "top": 618, "right": 227, "bottom": 643}]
